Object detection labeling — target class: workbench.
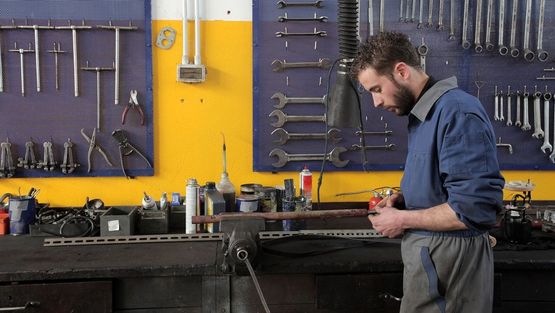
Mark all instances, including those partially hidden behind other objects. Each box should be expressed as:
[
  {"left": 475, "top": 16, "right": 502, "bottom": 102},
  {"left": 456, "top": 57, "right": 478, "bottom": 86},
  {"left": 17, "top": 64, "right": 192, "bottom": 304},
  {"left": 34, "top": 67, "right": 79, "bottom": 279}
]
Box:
[{"left": 1, "top": 218, "right": 555, "bottom": 313}]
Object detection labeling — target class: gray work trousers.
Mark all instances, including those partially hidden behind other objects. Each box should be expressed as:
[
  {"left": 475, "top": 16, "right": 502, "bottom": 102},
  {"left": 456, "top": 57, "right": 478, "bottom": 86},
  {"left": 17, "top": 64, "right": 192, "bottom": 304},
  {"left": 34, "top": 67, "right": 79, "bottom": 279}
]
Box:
[{"left": 400, "top": 230, "right": 494, "bottom": 313}]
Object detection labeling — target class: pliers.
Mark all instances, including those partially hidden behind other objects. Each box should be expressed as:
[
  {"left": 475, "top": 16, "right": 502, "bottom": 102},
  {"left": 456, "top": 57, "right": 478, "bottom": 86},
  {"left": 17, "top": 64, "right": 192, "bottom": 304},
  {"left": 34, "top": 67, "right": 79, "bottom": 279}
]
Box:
[
  {"left": 122, "top": 89, "right": 145, "bottom": 125},
  {"left": 111, "top": 129, "right": 152, "bottom": 178},
  {"left": 81, "top": 128, "right": 113, "bottom": 173}
]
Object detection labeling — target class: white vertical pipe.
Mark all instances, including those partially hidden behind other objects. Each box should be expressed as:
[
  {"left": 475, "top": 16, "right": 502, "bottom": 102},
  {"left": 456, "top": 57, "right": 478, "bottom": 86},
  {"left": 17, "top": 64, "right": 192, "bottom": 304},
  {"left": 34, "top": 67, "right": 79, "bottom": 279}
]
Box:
[
  {"left": 194, "top": 0, "right": 201, "bottom": 65},
  {"left": 182, "top": 0, "right": 189, "bottom": 64}
]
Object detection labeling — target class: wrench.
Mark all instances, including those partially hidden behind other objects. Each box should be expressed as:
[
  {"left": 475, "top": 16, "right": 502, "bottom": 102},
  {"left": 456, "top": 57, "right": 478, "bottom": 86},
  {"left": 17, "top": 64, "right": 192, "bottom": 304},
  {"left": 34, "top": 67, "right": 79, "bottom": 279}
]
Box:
[
  {"left": 276, "top": 0, "right": 323, "bottom": 8},
  {"left": 499, "top": 90, "right": 505, "bottom": 121},
  {"left": 269, "top": 110, "right": 326, "bottom": 127},
  {"left": 522, "top": 86, "right": 532, "bottom": 131},
  {"left": 417, "top": 0, "right": 424, "bottom": 29},
  {"left": 380, "top": 0, "right": 385, "bottom": 33},
  {"left": 277, "top": 13, "right": 328, "bottom": 23},
  {"left": 405, "top": 0, "right": 411, "bottom": 22},
  {"left": 484, "top": 0, "right": 494, "bottom": 50},
  {"left": 272, "top": 58, "right": 331, "bottom": 72},
  {"left": 541, "top": 90, "right": 552, "bottom": 153},
  {"left": 350, "top": 143, "right": 396, "bottom": 151},
  {"left": 536, "top": 0, "right": 549, "bottom": 62},
  {"left": 426, "top": 0, "right": 434, "bottom": 28},
  {"left": 269, "top": 147, "right": 349, "bottom": 168},
  {"left": 437, "top": 0, "right": 445, "bottom": 30},
  {"left": 532, "top": 87, "right": 544, "bottom": 139},
  {"left": 474, "top": 0, "right": 483, "bottom": 53},
  {"left": 355, "top": 130, "right": 393, "bottom": 136},
  {"left": 400, "top": 0, "right": 405, "bottom": 22},
  {"left": 494, "top": 86, "right": 500, "bottom": 121},
  {"left": 368, "top": 0, "right": 374, "bottom": 36},
  {"left": 498, "top": 0, "right": 508, "bottom": 55},
  {"left": 448, "top": 0, "right": 455, "bottom": 40},
  {"left": 271, "top": 128, "right": 342, "bottom": 145},
  {"left": 417, "top": 38, "right": 428, "bottom": 72},
  {"left": 523, "top": 0, "right": 535, "bottom": 62},
  {"left": 271, "top": 92, "right": 327, "bottom": 109},
  {"left": 515, "top": 90, "right": 522, "bottom": 127},
  {"left": 509, "top": 0, "right": 519, "bottom": 57},
  {"left": 462, "top": 0, "right": 471, "bottom": 49},
  {"left": 275, "top": 28, "right": 327, "bottom": 37},
  {"left": 506, "top": 86, "right": 513, "bottom": 126},
  {"left": 411, "top": 0, "right": 417, "bottom": 22}
]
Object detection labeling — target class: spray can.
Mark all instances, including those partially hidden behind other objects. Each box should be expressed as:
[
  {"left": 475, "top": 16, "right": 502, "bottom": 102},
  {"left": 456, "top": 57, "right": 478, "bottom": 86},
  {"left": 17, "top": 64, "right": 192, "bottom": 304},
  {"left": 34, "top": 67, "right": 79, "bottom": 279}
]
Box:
[
  {"left": 185, "top": 178, "right": 200, "bottom": 234},
  {"left": 299, "top": 165, "right": 312, "bottom": 210}
]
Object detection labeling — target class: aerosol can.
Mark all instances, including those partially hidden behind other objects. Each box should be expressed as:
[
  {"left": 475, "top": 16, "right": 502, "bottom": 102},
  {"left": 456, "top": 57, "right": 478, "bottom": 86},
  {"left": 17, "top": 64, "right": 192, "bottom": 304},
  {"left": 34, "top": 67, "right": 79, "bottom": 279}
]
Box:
[{"left": 299, "top": 165, "right": 312, "bottom": 210}]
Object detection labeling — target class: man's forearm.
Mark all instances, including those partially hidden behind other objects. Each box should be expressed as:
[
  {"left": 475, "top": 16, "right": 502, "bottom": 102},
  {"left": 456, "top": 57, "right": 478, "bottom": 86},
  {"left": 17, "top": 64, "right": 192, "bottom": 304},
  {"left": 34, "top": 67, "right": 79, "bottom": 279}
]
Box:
[{"left": 400, "top": 203, "right": 467, "bottom": 231}]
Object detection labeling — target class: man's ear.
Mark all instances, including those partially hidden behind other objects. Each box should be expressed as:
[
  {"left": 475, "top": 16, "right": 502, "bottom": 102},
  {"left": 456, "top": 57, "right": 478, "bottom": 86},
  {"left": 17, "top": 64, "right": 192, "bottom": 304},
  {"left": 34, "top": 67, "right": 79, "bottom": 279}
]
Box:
[{"left": 394, "top": 62, "right": 410, "bottom": 80}]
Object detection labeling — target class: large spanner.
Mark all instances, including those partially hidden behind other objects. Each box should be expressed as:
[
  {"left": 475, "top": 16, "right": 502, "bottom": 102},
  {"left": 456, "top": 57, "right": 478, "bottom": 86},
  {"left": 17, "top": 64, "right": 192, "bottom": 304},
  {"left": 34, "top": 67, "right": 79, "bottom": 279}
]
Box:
[
  {"left": 350, "top": 143, "right": 396, "bottom": 151},
  {"left": 271, "top": 128, "right": 342, "bottom": 145},
  {"left": 426, "top": 0, "right": 434, "bottom": 28},
  {"left": 269, "top": 110, "right": 326, "bottom": 128},
  {"left": 437, "top": 0, "right": 445, "bottom": 30},
  {"left": 277, "top": 0, "right": 324, "bottom": 8},
  {"left": 509, "top": 0, "right": 519, "bottom": 57},
  {"left": 461, "top": 0, "right": 471, "bottom": 49},
  {"left": 522, "top": 86, "right": 532, "bottom": 131},
  {"left": 515, "top": 90, "right": 522, "bottom": 127},
  {"left": 498, "top": 0, "right": 508, "bottom": 55},
  {"left": 474, "top": 0, "right": 484, "bottom": 53},
  {"left": 536, "top": 0, "right": 549, "bottom": 62},
  {"left": 272, "top": 58, "right": 331, "bottom": 72},
  {"left": 532, "top": 87, "right": 544, "bottom": 139},
  {"left": 484, "top": 0, "right": 494, "bottom": 50},
  {"left": 271, "top": 92, "right": 327, "bottom": 109},
  {"left": 269, "top": 147, "right": 349, "bottom": 168},
  {"left": 541, "top": 90, "right": 552, "bottom": 153},
  {"left": 523, "top": 0, "right": 535, "bottom": 61},
  {"left": 418, "top": 0, "right": 425, "bottom": 29},
  {"left": 448, "top": 0, "right": 456, "bottom": 40}
]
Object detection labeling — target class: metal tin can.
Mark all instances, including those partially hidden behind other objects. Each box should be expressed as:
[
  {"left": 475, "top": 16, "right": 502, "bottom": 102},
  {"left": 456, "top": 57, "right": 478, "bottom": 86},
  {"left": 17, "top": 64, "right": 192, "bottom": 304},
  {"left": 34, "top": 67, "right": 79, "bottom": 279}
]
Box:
[
  {"left": 257, "top": 186, "right": 277, "bottom": 213},
  {"left": 236, "top": 194, "right": 259, "bottom": 212},
  {"left": 185, "top": 178, "right": 200, "bottom": 234},
  {"left": 240, "top": 183, "right": 262, "bottom": 195}
]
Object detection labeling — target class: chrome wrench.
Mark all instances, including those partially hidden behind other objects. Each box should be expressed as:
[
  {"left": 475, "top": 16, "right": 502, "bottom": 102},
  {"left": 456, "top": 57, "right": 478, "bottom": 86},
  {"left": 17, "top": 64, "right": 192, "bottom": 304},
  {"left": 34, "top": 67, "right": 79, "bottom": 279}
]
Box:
[
  {"left": 411, "top": 0, "right": 417, "bottom": 22},
  {"left": 494, "top": 86, "right": 500, "bottom": 121},
  {"left": 536, "top": 0, "right": 549, "bottom": 62},
  {"left": 532, "top": 87, "right": 544, "bottom": 139},
  {"left": 426, "top": 0, "right": 434, "bottom": 28},
  {"left": 272, "top": 128, "right": 342, "bottom": 145},
  {"left": 522, "top": 86, "right": 532, "bottom": 131},
  {"left": 506, "top": 86, "right": 513, "bottom": 126},
  {"left": 368, "top": 0, "right": 374, "bottom": 36},
  {"left": 417, "top": 38, "right": 428, "bottom": 72},
  {"left": 380, "top": 0, "right": 385, "bottom": 32},
  {"left": 269, "top": 147, "right": 349, "bottom": 168},
  {"left": 271, "top": 92, "right": 326, "bottom": 109},
  {"left": 462, "top": 0, "right": 471, "bottom": 49},
  {"left": 400, "top": 0, "right": 405, "bottom": 22},
  {"left": 498, "top": 0, "right": 508, "bottom": 55},
  {"left": 271, "top": 58, "right": 331, "bottom": 72},
  {"left": 509, "top": 0, "right": 519, "bottom": 57},
  {"left": 417, "top": 0, "right": 424, "bottom": 29},
  {"left": 437, "top": 0, "right": 445, "bottom": 30},
  {"left": 541, "top": 90, "right": 552, "bottom": 153},
  {"left": 474, "top": 0, "right": 484, "bottom": 53},
  {"left": 499, "top": 90, "right": 505, "bottom": 121},
  {"left": 515, "top": 90, "right": 522, "bottom": 127},
  {"left": 269, "top": 110, "right": 326, "bottom": 128},
  {"left": 523, "top": 0, "right": 534, "bottom": 62},
  {"left": 484, "top": 0, "right": 494, "bottom": 50},
  {"left": 448, "top": 0, "right": 455, "bottom": 40}
]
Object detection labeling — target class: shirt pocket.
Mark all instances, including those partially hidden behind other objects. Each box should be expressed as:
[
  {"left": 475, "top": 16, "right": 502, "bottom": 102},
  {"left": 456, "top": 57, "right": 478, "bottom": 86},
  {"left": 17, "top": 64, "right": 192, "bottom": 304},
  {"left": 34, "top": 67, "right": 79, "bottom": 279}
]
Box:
[{"left": 443, "top": 132, "right": 487, "bottom": 174}]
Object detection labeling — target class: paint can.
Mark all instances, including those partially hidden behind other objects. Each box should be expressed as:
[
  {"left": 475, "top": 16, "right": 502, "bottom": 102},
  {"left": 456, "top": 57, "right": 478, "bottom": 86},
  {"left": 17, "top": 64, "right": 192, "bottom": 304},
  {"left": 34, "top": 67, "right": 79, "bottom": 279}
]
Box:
[
  {"left": 236, "top": 194, "right": 259, "bottom": 212},
  {"left": 240, "top": 183, "right": 262, "bottom": 195},
  {"left": 256, "top": 186, "right": 277, "bottom": 213},
  {"left": 8, "top": 196, "right": 36, "bottom": 235}
]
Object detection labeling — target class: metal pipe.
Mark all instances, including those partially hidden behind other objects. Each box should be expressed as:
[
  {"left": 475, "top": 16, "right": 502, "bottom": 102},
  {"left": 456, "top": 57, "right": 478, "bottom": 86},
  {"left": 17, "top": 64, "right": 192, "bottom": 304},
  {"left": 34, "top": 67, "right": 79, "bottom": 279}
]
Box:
[
  {"left": 192, "top": 209, "right": 369, "bottom": 224},
  {"left": 182, "top": 0, "right": 189, "bottom": 64},
  {"left": 194, "top": 0, "right": 201, "bottom": 65}
]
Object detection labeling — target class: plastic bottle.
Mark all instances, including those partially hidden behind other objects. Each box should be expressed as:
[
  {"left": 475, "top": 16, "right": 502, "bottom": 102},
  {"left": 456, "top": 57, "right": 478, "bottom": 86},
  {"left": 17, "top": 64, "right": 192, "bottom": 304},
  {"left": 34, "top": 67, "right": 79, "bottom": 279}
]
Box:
[
  {"left": 299, "top": 165, "right": 312, "bottom": 210},
  {"left": 217, "top": 172, "right": 236, "bottom": 212},
  {"left": 142, "top": 192, "right": 157, "bottom": 210},
  {"left": 160, "top": 192, "right": 168, "bottom": 210},
  {"left": 185, "top": 178, "right": 200, "bottom": 234},
  {"left": 204, "top": 182, "right": 225, "bottom": 233}
]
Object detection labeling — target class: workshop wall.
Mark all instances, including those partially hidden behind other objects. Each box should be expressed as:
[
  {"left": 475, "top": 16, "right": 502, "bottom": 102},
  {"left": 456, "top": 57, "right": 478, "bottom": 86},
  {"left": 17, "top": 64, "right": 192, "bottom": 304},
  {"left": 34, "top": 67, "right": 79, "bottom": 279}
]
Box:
[{"left": 2, "top": 0, "right": 555, "bottom": 206}]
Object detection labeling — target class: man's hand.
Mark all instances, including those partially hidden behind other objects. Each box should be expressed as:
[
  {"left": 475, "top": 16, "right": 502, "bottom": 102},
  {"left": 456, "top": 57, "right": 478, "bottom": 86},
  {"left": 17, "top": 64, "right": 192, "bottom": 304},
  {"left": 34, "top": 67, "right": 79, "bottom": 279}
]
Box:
[
  {"left": 368, "top": 206, "right": 405, "bottom": 238},
  {"left": 375, "top": 192, "right": 405, "bottom": 210}
]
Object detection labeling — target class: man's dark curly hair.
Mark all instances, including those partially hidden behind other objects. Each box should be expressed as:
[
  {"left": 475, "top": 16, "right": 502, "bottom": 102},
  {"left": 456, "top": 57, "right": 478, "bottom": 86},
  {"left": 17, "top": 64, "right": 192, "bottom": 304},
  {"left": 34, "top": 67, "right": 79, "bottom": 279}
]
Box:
[{"left": 351, "top": 32, "right": 421, "bottom": 79}]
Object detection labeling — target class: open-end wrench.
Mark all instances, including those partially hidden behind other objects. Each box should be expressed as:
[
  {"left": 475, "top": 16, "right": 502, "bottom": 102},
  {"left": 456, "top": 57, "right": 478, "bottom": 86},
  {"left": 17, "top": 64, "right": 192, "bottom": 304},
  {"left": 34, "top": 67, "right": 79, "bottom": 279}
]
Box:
[
  {"left": 448, "top": 0, "right": 455, "bottom": 40},
  {"left": 269, "top": 147, "right": 349, "bottom": 168},
  {"left": 515, "top": 90, "right": 522, "bottom": 127},
  {"left": 400, "top": 0, "right": 405, "bottom": 22},
  {"left": 509, "top": 0, "right": 519, "bottom": 57},
  {"left": 355, "top": 130, "right": 393, "bottom": 136},
  {"left": 417, "top": 38, "right": 428, "bottom": 72},
  {"left": 426, "top": 0, "right": 434, "bottom": 28},
  {"left": 494, "top": 86, "right": 500, "bottom": 121},
  {"left": 368, "top": 0, "right": 374, "bottom": 36},
  {"left": 498, "top": 0, "right": 508, "bottom": 55},
  {"left": 499, "top": 90, "right": 505, "bottom": 121},
  {"left": 484, "top": 0, "right": 494, "bottom": 50},
  {"left": 474, "top": 0, "right": 483, "bottom": 53},
  {"left": 523, "top": 0, "right": 535, "bottom": 62},
  {"left": 277, "top": 0, "right": 324, "bottom": 8},
  {"left": 277, "top": 13, "right": 328, "bottom": 23},
  {"left": 506, "top": 86, "right": 513, "bottom": 126},
  {"left": 405, "top": 0, "right": 411, "bottom": 22},
  {"left": 380, "top": 0, "right": 385, "bottom": 33},
  {"left": 272, "top": 58, "right": 331, "bottom": 72},
  {"left": 417, "top": 0, "right": 424, "bottom": 29},
  {"left": 532, "top": 87, "right": 544, "bottom": 139},
  {"left": 522, "top": 86, "right": 532, "bottom": 131},
  {"left": 462, "top": 0, "right": 471, "bottom": 49},
  {"left": 269, "top": 110, "right": 326, "bottom": 128},
  {"left": 541, "top": 90, "right": 552, "bottom": 153},
  {"left": 271, "top": 92, "right": 326, "bottom": 109},
  {"left": 276, "top": 28, "right": 327, "bottom": 37},
  {"left": 536, "top": 0, "right": 549, "bottom": 62},
  {"left": 272, "top": 128, "right": 342, "bottom": 145},
  {"left": 350, "top": 143, "right": 396, "bottom": 151},
  {"left": 437, "top": 0, "right": 445, "bottom": 30},
  {"left": 411, "top": 0, "right": 417, "bottom": 22}
]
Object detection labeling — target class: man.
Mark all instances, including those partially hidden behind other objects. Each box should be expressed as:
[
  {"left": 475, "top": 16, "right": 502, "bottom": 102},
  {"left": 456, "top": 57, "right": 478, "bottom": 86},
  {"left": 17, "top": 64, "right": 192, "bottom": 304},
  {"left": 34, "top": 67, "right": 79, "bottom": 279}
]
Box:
[{"left": 351, "top": 32, "right": 505, "bottom": 313}]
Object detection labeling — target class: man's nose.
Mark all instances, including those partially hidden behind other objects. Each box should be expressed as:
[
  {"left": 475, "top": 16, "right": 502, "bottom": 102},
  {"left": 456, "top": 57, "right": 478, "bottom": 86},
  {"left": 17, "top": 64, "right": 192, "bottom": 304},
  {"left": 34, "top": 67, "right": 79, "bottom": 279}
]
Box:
[{"left": 372, "top": 94, "right": 383, "bottom": 107}]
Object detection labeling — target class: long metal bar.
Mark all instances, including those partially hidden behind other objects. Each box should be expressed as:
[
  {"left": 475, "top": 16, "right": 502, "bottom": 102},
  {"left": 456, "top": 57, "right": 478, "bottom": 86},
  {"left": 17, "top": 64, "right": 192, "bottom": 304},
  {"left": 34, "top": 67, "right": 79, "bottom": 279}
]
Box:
[{"left": 193, "top": 209, "right": 370, "bottom": 224}]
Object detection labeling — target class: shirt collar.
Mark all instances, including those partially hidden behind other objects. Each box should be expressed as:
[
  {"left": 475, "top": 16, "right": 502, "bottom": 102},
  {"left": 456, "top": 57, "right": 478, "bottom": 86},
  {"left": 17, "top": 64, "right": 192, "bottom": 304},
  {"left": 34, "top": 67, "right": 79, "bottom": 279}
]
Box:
[{"left": 410, "top": 76, "right": 459, "bottom": 122}]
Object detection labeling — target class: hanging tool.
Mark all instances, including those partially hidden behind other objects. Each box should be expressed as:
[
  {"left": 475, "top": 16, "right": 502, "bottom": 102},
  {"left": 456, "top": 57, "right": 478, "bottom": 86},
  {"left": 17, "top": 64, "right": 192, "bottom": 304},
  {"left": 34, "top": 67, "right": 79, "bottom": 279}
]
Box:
[
  {"left": 81, "top": 61, "right": 115, "bottom": 130},
  {"left": 536, "top": 0, "right": 548, "bottom": 62},
  {"left": 0, "top": 138, "right": 15, "bottom": 178},
  {"left": 122, "top": 89, "right": 145, "bottom": 125},
  {"left": 61, "top": 138, "right": 80, "bottom": 174},
  {"left": 498, "top": 0, "right": 508, "bottom": 55},
  {"left": 17, "top": 140, "right": 37, "bottom": 169},
  {"left": 47, "top": 42, "right": 66, "bottom": 91},
  {"left": 18, "top": 20, "right": 55, "bottom": 92},
  {"left": 8, "top": 42, "right": 34, "bottom": 97},
  {"left": 36, "top": 141, "right": 56, "bottom": 171},
  {"left": 96, "top": 21, "right": 138, "bottom": 105},
  {"left": 55, "top": 20, "right": 93, "bottom": 97},
  {"left": 111, "top": 129, "right": 152, "bottom": 178},
  {"left": 81, "top": 128, "right": 113, "bottom": 173},
  {"left": 0, "top": 21, "right": 17, "bottom": 92}
]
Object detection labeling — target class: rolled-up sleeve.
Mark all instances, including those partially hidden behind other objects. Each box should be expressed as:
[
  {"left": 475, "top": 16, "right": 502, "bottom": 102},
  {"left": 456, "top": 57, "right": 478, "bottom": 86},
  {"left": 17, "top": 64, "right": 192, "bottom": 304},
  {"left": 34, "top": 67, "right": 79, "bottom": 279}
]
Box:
[{"left": 439, "top": 112, "right": 505, "bottom": 231}]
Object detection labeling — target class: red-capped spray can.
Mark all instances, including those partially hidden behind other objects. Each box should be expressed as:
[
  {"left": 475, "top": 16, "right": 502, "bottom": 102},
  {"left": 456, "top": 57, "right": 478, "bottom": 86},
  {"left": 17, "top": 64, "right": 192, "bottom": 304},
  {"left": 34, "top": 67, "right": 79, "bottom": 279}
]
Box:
[
  {"left": 368, "top": 191, "right": 383, "bottom": 213},
  {"left": 299, "top": 165, "right": 312, "bottom": 210}
]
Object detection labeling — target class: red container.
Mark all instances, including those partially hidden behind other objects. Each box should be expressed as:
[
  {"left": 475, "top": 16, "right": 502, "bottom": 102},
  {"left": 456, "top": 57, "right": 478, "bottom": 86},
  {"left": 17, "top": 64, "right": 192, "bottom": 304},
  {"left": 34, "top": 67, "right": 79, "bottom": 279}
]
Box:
[{"left": 0, "top": 211, "right": 9, "bottom": 235}]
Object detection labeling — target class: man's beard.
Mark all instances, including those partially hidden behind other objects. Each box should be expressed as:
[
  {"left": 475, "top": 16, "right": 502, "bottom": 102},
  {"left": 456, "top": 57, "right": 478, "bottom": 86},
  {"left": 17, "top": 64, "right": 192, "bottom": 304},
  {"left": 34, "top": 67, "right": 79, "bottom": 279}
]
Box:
[{"left": 390, "top": 77, "right": 416, "bottom": 116}]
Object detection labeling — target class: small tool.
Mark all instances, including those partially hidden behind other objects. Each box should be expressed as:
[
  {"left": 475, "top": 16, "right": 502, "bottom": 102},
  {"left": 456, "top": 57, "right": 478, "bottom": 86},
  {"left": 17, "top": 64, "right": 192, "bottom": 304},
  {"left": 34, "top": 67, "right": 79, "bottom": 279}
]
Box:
[
  {"left": 36, "top": 141, "right": 56, "bottom": 171},
  {"left": 0, "top": 138, "right": 15, "bottom": 178},
  {"left": 9, "top": 42, "right": 34, "bottom": 96},
  {"left": 81, "top": 61, "right": 115, "bottom": 130},
  {"left": 122, "top": 90, "right": 145, "bottom": 125},
  {"left": 47, "top": 42, "right": 66, "bottom": 90},
  {"left": 18, "top": 20, "right": 55, "bottom": 92},
  {"left": 111, "top": 129, "right": 152, "bottom": 178},
  {"left": 61, "top": 138, "right": 80, "bottom": 174},
  {"left": 17, "top": 140, "right": 37, "bottom": 169},
  {"left": 81, "top": 128, "right": 113, "bottom": 173}
]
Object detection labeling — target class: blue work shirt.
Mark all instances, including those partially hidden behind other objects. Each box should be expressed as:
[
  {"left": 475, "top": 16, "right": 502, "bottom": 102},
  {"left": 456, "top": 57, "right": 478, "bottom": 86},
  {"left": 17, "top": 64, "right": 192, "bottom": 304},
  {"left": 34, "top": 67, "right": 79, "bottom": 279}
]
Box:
[{"left": 400, "top": 77, "right": 505, "bottom": 232}]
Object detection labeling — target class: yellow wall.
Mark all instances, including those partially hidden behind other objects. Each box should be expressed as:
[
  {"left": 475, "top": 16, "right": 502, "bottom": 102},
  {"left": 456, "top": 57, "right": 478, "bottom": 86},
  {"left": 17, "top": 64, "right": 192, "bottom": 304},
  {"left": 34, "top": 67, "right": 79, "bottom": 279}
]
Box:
[{"left": 2, "top": 20, "right": 555, "bottom": 206}]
